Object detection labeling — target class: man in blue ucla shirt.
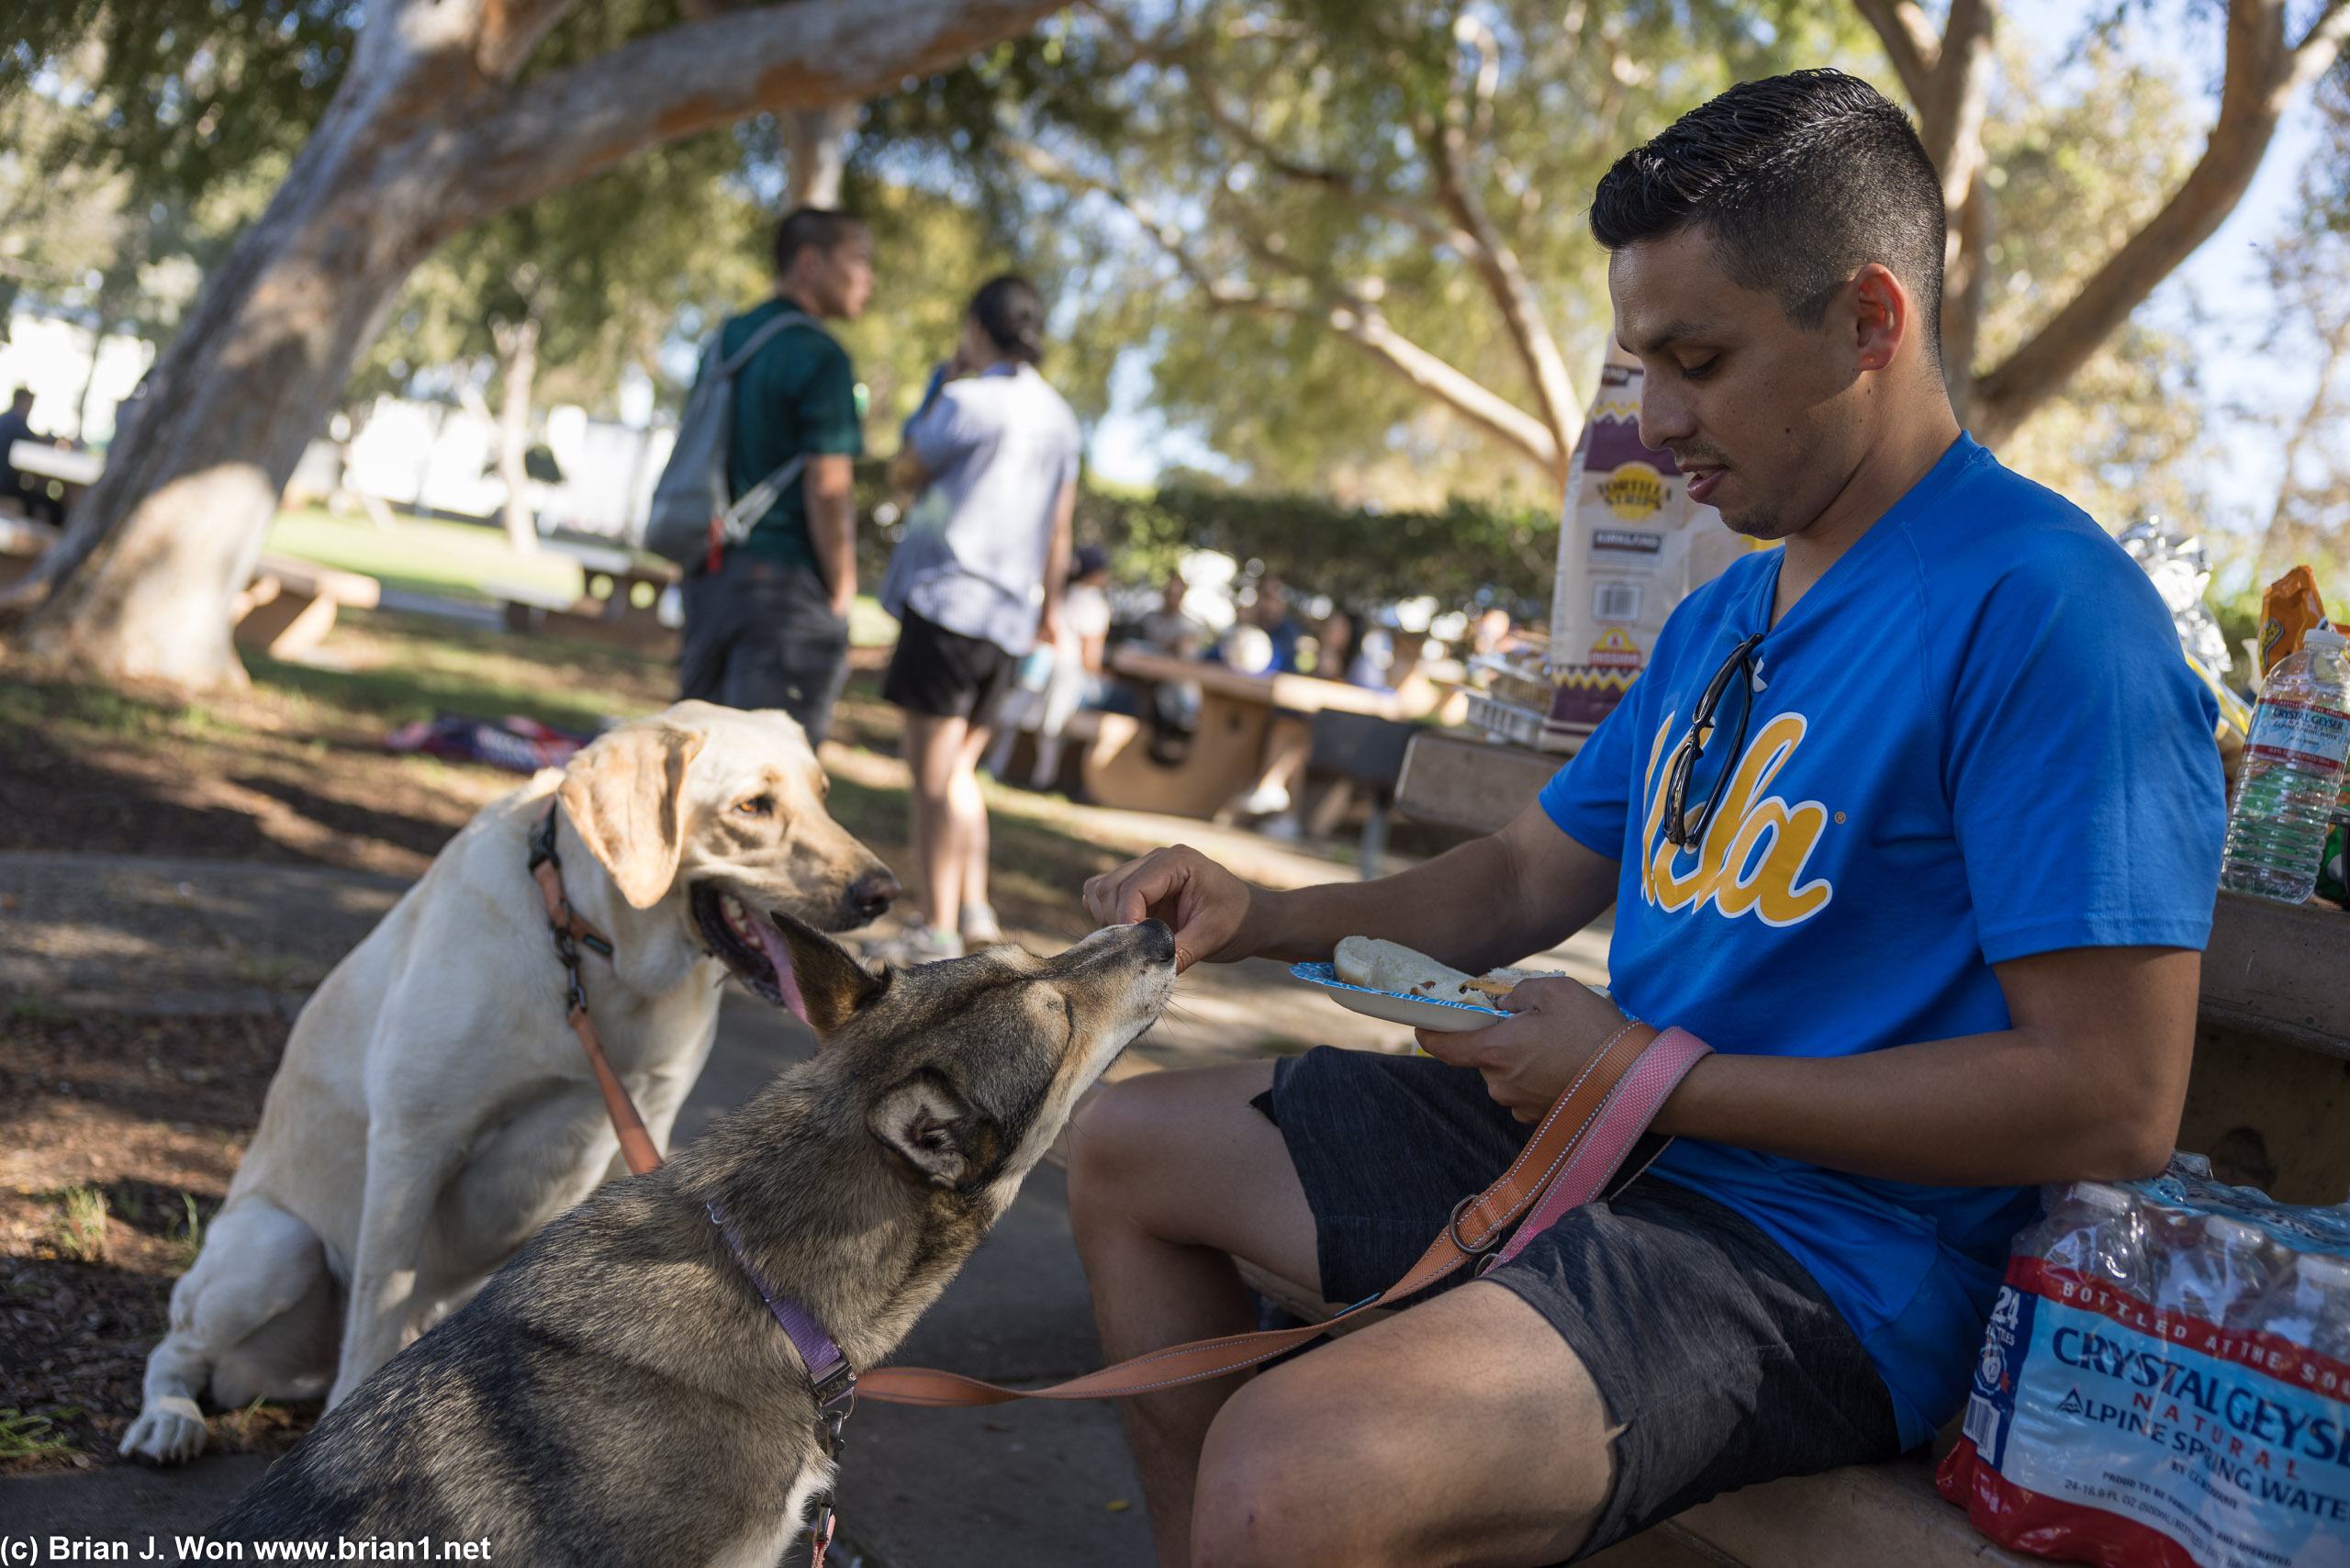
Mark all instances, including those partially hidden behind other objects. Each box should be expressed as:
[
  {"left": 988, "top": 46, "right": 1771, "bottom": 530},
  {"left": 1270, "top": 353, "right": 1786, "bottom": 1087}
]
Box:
[{"left": 1072, "top": 70, "right": 2223, "bottom": 1567}]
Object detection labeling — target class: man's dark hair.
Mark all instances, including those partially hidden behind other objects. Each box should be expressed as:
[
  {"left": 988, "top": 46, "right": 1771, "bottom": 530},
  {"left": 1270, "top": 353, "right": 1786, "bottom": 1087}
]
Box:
[
  {"left": 7, "top": 387, "right": 30, "bottom": 409},
  {"left": 1589, "top": 70, "right": 1945, "bottom": 364},
  {"left": 772, "top": 207, "right": 864, "bottom": 276},
  {"left": 969, "top": 274, "right": 1046, "bottom": 365}
]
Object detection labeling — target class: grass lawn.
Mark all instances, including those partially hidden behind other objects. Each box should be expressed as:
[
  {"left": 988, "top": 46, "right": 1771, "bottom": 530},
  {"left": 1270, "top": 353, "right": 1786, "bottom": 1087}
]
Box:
[
  {"left": 264, "top": 508, "right": 584, "bottom": 603},
  {"left": 264, "top": 506, "right": 902, "bottom": 645}
]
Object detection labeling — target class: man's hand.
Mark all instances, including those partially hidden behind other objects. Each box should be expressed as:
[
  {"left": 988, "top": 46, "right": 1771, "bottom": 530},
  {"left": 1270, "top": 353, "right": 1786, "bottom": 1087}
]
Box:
[
  {"left": 829, "top": 580, "right": 856, "bottom": 620},
  {"left": 1416, "top": 979, "right": 1650, "bottom": 1123},
  {"left": 1083, "top": 846, "right": 1261, "bottom": 971}
]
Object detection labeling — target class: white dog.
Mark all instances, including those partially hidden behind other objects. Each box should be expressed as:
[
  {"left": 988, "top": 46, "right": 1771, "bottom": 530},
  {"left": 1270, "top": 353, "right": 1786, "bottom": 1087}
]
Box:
[{"left": 121, "top": 701, "right": 896, "bottom": 1464}]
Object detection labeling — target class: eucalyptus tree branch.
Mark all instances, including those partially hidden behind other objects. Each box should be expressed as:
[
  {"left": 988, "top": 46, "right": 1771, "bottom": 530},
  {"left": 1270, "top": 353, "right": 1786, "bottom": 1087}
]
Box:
[
  {"left": 1971, "top": 0, "right": 2350, "bottom": 444},
  {"left": 457, "top": 0, "right": 1062, "bottom": 228},
  {"left": 473, "top": 0, "right": 579, "bottom": 81},
  {"left": 1852, "top": 0, "right": 1940, "bottom": 102},
  {"left": 1082, "top": 0, "right": 1474, "bottom": 252},
  {"left": 1422, "top": 110, "right": 1582, "bottom": 473},
  {"left": 1009, "top": 135, "right": 1563, "bottom": 475}
]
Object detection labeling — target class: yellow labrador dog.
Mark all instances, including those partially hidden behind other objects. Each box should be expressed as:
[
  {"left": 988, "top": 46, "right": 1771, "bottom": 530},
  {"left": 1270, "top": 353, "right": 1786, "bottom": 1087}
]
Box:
[{"left": 121, "top": 701, "right": 896, "bottom": 1464}]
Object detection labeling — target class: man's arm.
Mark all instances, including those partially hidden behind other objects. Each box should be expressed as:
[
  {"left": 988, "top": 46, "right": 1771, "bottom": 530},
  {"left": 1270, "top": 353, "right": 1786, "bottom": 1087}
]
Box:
[
  {"left": 1081, "top": 801, "right": 1619, "bottom": 975},
  {"left": 1422, "top": 944, "right": 2197, "bottom": 1185},
  {"left": 805, "top": 454, "right": 856, "bottom": 619}
]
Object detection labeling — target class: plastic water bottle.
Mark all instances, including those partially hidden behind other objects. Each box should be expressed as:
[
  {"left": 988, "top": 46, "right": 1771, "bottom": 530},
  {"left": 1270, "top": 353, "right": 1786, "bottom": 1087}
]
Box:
[
  {"left": 2221, "top": 626, "right": 2350, "bottom": 902},
  {"left": 2030, "top": 1181, "right": 2151, "bottom": 1297},
  {"left": 2248, "top": 1252, "right": 2350, "bottom": 1357},
  {"left": 2155, "top": 1215, "right": 2277, "bottom": 1325}
]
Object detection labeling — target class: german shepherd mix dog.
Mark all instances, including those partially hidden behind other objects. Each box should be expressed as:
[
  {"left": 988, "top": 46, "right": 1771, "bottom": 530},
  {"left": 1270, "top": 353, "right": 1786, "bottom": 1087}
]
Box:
[
  {"left": 125, "top": 702, "right": 897, "bottom": 1465},
  {"left": 206, "top": 915, "right": 1178, "bottom": 1567}
]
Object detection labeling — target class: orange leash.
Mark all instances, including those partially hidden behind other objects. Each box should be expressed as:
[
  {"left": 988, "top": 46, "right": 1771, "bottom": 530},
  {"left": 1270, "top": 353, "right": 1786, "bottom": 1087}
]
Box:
[
  {"left": 531, "top": 798, "right": 1708, "bottom": 1408},
  {"left": 857, "top": 1021, "right": 1707, "bottom": 1406},
  {"left": 529, "top": 803, "right": 663, "bottom": 1179}
]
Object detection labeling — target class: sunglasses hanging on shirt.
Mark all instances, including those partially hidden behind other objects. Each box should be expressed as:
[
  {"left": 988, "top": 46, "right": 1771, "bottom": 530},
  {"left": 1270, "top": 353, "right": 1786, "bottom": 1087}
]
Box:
[{"left": 1661, "top": 632, "right": 1767, "bottom": 848}]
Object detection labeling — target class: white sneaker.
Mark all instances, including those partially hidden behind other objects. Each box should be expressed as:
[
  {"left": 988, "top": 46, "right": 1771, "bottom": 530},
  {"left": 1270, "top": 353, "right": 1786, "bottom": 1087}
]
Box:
[
  {"left": 865, "top": 925, "right": 966, "bottom": 966},
  {"left": 960, "top": 902, "right": 1004, "bottom": 945}
]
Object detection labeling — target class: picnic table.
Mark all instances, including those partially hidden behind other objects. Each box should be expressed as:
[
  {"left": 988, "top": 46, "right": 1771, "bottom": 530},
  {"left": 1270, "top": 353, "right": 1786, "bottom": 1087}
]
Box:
[
  {"left": 488, "top": 541, "right": 678, "bottom": 655},
  {"left": 1078, "top": 645, "right": 1409, "bottom": 820}
]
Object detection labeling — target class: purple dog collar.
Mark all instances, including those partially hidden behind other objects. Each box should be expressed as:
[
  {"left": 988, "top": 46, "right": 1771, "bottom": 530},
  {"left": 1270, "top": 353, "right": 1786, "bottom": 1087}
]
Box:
[{"left": 706, "top": 1199, "right": 856, "bottom": 1407}]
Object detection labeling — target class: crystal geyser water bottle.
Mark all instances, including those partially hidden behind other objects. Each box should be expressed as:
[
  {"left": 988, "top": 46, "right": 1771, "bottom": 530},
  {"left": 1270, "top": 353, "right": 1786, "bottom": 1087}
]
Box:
[{"left": 2221, "top": 625, "right": 2350, "bottom": 902}]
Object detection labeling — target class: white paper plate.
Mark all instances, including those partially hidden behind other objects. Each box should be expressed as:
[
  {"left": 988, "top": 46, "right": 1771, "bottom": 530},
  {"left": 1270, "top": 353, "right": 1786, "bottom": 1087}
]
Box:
[{"left": 1289, "top": 962, "right": 1507, "bottom": 1034}]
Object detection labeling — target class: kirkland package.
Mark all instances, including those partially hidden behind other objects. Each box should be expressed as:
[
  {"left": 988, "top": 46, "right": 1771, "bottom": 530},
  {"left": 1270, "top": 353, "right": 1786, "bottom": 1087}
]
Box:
[
  {"left": 1543, "top": 347, "right": 1749, "bottom": 742},
  {"left": 1940, "top": 1156, "right": 2350, "bottom": 1567}
]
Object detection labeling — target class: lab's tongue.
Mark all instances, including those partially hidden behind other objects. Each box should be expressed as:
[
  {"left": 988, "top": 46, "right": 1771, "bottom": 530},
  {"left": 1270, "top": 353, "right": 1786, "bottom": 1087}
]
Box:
[{"left": 749, "top": 913, "right": 809, "bottom": 1025}]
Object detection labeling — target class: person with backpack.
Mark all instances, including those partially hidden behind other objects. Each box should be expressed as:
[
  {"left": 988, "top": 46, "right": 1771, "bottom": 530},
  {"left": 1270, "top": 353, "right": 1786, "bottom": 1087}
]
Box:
[{"left": 667, "top": 207, "right": 871, "bottom": 745}]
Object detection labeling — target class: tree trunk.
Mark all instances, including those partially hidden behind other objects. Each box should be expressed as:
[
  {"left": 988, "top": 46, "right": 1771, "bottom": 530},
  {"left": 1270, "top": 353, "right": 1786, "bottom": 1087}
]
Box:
[
  {"left": 493, "top": 310, "right": 542, "bottom": 554},
  {"left": 2, "top": 0, "right": 1064, "bottom": 689},
  {"left": 786, "top": 103, "right": 857, "bottom": 208}
]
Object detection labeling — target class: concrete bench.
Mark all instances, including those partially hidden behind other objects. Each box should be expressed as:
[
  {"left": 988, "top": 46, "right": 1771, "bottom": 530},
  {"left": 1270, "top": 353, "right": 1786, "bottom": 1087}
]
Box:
[{"left": 232, "top": 553, "right": 381, "bottom": 658}]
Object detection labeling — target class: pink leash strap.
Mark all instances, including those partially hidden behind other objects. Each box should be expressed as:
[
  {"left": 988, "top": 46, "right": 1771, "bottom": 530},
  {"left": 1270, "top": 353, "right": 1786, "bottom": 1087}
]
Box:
[{"left": 1487, "top": 1026, "right": 1712, "bottom": 1269}]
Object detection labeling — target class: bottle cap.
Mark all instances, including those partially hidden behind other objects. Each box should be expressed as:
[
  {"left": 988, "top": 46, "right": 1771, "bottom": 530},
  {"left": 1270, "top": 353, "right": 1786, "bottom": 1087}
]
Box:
[
  {"left": 2300, "top": 1253, "right": 2350, "bottom": 1288},
  {"left": 2305, "top": 626, "right": 2347, "bottom": 652},
  {"left": 2071, "top": 1181, "right": 2135, "bottom": 1213}
]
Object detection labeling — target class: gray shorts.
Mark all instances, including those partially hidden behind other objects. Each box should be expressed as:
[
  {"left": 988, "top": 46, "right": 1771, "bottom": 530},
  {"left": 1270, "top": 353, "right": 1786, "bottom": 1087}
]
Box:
[
  {"left": 678, "top": 554, "right": 849, "bottom": 745},
  {"left": 1262, "top": 1047, "right": 1902, "bottom": 1559}
]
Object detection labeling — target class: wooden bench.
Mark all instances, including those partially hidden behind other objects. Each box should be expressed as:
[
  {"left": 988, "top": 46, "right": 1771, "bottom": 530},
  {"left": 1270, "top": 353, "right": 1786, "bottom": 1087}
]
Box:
[{"left": 231, "top": 553, "right": 381, "bottom": 658}]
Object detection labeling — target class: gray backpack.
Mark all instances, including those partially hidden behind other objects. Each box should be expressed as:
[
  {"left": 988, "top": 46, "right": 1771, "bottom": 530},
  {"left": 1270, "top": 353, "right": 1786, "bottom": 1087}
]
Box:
[{"left": 643, "top": 308, "right": 816, "bottom": 568}]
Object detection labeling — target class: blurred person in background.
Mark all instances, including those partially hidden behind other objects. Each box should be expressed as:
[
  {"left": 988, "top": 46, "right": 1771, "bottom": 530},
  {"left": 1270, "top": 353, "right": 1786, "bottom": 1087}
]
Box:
[
  {"left": 0, "top": 387, "right": 64, "bottom": 527},
  {"left": 990, "top": 544, "right": 1113, "bottom": 790},
  {"left": 1141, "top": 574, "right": 1205, "bottom": 657},
  {"left": 874, "top": 274, "right": 1081, "bottom": 963},
  {"left": 677, "top": 208, "right": 872, "bottom": 745}
]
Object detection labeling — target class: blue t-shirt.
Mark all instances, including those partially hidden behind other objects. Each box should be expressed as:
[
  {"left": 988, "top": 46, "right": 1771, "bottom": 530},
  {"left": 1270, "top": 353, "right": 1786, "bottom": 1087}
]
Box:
[{"left": 1539, "top": 436, "right": 2224, "bottom": 1447}]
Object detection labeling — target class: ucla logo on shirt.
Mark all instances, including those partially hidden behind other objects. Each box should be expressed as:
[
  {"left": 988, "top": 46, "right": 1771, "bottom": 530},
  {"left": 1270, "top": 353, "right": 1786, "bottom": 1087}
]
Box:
[{"left": 1639, "top": 711, "right": 1835, "bottom": 927}]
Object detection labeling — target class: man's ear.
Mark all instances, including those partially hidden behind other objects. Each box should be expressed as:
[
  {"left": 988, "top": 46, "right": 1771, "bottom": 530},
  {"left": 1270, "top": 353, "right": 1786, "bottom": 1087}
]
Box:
[
  {"left": 557, "top": 721, "right": 709, "bottom": 909},
  {"left": 766, "top": 907, "right": 886, "bottom": 1037},
  {"left": 867, "top": 1075, "right": 1001, "bottom": 1190}
]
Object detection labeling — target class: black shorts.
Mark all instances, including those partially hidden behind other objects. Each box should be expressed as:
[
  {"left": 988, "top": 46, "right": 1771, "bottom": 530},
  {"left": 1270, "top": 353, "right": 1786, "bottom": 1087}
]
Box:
[
  {"left": 884, "top": 609, "right": 1015, "bottom": 722},
  {"left": 1262, "top": 1047, "right": 1902, "bottom": 1559}
]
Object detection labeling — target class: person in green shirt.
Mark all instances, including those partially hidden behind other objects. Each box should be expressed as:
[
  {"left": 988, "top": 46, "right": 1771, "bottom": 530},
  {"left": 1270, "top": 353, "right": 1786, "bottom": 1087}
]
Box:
[{"left": 677, "top": 207, "right": 872, "bottom": 745}]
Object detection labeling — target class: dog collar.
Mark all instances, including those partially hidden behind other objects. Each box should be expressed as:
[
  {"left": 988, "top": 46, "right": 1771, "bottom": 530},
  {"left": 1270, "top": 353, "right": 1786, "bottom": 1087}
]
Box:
[{"left": 706, "top": 1199, "right": 857, "bottom": 1409}]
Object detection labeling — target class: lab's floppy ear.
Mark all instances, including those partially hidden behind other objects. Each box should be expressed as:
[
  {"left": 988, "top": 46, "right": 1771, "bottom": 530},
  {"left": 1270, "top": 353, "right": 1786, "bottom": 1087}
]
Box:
[
  {"left": 557, "top": 721, "right": 709, "bottom": 909},
  {"left": 766, "top": 906, "right": 886, "bottom": 1036},
  {"left": 867, "top": 1074, "right": 1001, "bottom": 1190}
]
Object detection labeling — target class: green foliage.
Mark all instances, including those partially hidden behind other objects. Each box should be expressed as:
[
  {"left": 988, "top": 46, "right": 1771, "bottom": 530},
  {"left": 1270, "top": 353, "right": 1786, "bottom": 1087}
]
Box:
[{"left": 1080, "top": 483, "right": 1556, "bottom": 613}]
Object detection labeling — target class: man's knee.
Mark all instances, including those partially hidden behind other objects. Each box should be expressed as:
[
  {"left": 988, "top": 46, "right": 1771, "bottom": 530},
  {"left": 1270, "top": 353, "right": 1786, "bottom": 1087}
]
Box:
[
  {"left": 1191, "top": 1372, "right": 1411, "bottom": 1568},
  {"left": 1066, "top": 1074, "right": 1169, "bottom": 1218}
]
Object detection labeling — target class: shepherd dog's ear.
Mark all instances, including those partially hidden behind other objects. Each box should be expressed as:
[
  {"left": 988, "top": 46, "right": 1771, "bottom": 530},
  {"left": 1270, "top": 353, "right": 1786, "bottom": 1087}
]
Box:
[
  {"left": 766, "top": 907, "right": 887, "bottom": 1038},
  {"left": 558, "top": 720, "right": 707, "bottom": 908},
  {"left": 867, "top": 1073, "right": 1002, "bottom": 1190}
]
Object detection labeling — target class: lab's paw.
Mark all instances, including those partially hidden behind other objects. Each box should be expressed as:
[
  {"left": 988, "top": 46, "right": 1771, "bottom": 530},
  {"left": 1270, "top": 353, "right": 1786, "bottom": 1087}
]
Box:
[{"left": 119, "top": 1396, "right": 208, "bottom": 1465}]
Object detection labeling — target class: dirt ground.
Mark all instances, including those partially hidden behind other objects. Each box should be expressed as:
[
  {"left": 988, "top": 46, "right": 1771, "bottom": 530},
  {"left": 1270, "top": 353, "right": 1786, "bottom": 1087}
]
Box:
[
  {"left": 0, "top": 615, "right": 696, "bottom": 1471},
  {"left": 1, "top": 1011, "right": 316, "bottom": 1471},
  {"left": 0, "top": 611, "right": 1110, "bottom": 1473}
]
